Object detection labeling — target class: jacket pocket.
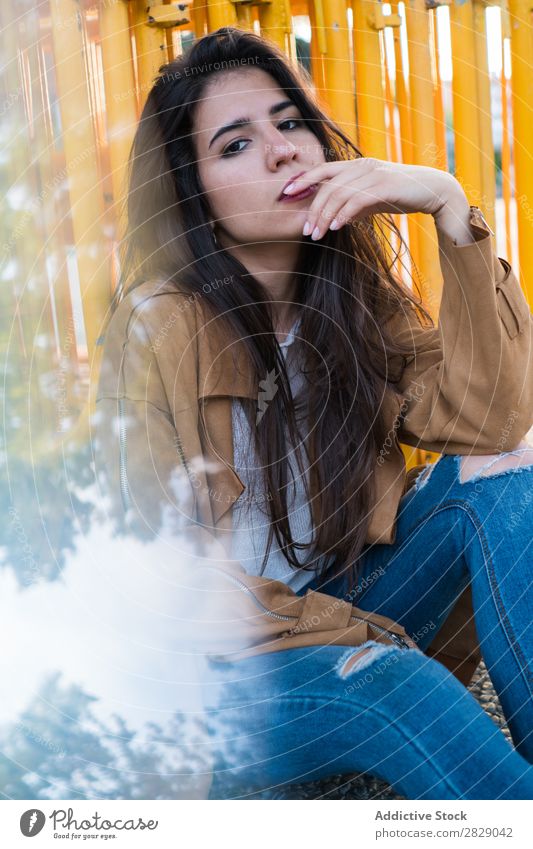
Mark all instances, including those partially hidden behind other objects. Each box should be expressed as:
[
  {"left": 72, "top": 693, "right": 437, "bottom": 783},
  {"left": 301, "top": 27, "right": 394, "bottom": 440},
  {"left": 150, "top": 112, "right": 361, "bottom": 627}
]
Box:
[
  {"left": 198, "top": 568, "right": 417, "bottom": 664},
  {"left": 496, "top": 262, "right": 531, "bottom": 339},
  {"left": 203, "top": 570, "right": 414, "bottom": 651},
  {"left": 289, "top": 590, "right": 413, "bottom": 649}
]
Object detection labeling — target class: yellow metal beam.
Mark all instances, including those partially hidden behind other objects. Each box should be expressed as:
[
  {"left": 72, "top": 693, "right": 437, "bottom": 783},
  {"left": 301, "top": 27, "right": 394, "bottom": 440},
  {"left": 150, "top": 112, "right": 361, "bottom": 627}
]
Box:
[
  {"left": 130, "top": 0, "right": 169, "bottom": 108},
  {"left": 49, "top": 0, "right": 112, "bottom": 360},
  {"left": 429, "top": 7, "right": 448, "bottom": 173},
  {"left": 309, "top": 0, "right": 328, "bottom": 101},
  {"left": 99, "top": 1, "right": 139, "bottom": 215},
  {"left": 316, "top": 1, "right": 357, "bottom": 144},
  {"left": 258, "top": 0, "right": 297, "bottom": 60},
  {"left": 507, "top": 0, "right": 533, "bottom": 304},
  {"left": 472, "top": 1, "right": 496, "bottom": 232},
  {"left": 403, "top": 0, "right": 442, "bottom": 323},
  {"left": 235, "top": 3, "right": 255, "bottom": 29},
  {"left": 449, "top": 2, "right": 483, "bottom": 207},
  {"left": 500, "top": 8, "right": 513, "bottom": 264},
  {"left": 351, "top": 0, "right": 388, "bottom": 158},
  {"left": 390, "top": 1, "right": 419, "bottom": 266},
  {"left": 191, "top": 0, "right": 209, "bottom": 37},
  {"left": 207, "top": 0, "right": 238, "bottom": 29}
]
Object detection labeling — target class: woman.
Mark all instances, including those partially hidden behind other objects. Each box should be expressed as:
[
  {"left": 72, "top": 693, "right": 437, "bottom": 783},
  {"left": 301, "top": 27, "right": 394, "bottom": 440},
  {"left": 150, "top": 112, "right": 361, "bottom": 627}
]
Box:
[{"left": 95, "top": 27, "right": 533, "bottom": 799}]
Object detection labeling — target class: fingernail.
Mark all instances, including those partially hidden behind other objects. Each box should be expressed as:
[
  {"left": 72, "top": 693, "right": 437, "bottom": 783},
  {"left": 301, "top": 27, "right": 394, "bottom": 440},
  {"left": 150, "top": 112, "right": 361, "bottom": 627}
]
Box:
[
  {"left": 303, "top": 220, "right": 311, "bottom": 236},
  {"left": 311, "top": 226, "right": 320, "bottom": 240},
  {"left": 283, "top": 182, "right": 296, "bottom": 194},
  {"left": 329, "top": 218, "right": 339, "bottom": 230}
]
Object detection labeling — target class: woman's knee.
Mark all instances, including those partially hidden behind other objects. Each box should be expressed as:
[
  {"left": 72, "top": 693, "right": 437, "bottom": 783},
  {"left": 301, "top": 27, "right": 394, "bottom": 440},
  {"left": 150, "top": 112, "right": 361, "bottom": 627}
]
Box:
[{"left": 335, "top": 641, "right": 412, "bottom": 693}]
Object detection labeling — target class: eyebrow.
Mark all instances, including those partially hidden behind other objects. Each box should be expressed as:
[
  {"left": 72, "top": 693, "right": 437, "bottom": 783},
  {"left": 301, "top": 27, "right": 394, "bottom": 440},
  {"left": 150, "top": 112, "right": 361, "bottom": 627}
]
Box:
[{"left": 208, "top": 99, "right": 296, "bottom": 150}]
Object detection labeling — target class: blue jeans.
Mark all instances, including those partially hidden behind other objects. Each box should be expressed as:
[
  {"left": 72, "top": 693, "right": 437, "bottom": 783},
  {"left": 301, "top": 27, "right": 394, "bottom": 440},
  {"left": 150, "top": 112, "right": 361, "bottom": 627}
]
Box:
[{"left": 202, "top": 451, "right": 533, "bottom": 799}]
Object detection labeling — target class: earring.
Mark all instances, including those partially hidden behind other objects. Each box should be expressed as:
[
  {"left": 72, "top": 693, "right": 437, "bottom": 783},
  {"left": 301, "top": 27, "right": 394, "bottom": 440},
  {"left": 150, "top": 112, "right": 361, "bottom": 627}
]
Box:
[{"left": 210, "top": 222, "right": 218, "bottom": 246}]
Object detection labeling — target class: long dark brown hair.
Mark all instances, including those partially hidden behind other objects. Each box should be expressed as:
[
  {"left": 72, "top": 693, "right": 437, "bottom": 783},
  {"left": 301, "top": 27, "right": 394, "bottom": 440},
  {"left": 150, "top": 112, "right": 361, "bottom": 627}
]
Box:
[{"left": 114, "top": 26, "right": 433, "bottom": 593}]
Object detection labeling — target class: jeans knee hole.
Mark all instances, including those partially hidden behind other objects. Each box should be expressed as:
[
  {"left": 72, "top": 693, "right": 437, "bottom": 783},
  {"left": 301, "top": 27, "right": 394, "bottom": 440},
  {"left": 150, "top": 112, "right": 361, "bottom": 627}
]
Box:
[
  {"left": 459, "top": 448, "right": 533, "bottom": 484},
  {"left": 336, "top": 641, "right": 400, "bottom": 680},
  {"left": 413, "top": 456, "right": 446, "bottom": 492}
]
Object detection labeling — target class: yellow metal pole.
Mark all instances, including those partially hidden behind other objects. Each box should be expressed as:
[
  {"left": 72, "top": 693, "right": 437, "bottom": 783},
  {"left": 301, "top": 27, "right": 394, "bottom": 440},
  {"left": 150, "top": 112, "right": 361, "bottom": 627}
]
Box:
[
  {"left": 317, "top": 0, "right": 356, "bottom": 144},
  {"left": 402, "top": 0, "right": 450, "bottom": 468},
  {"left": 309, "top": 0, "right": 328, "bottom": 104},
  {"left": 351, "top": 0, "right": 388, "bottom": 158},
  {"left": 473, "top": 0, "right": 496, "bottom": 233},
  {"left": 383, "top": 29, "right": 402, "bottom": 253},
  {"left": 206, "top": 0, "right": 238, "bottom": 29},
  {"left": 384, "top": 45, "right": 398, "bottom": 164},
  {"left": 160, "top": 0, "right": 190, "bottom": 59},
  {"left": 48, "top": 0, "right": 112, "bottom": 360},
  {"left": 24, "top": 4, "right": 79, "bottom": 379},
  {"left": 403, "top": 0, "right": 442, "bottom": 323},
  {"left": 191, "top": 0, "right": 209, "bottom": 37},
  {"left": 500, "top": 10, "right": 513, "bottom": 264},
  {"left": 391, "top": 0, "right": 419, "bottom": 269},
  {"left": 164, "top": 3, "right": 176, "bottom": 60},
  {"left": 507, "top": 0, "right": 533, "bottom": 304},
  {"left": 235, "top": 3, "right": 255, "bottom": 29},
  {"left": 430, "top": 7, "right": 448, "bottom": 172},
  {"left": 0, "top": 1, "right": 72, "bottom": 458},
  {"left": 130, "top": 0, "right": 169, "bottom": 108},
  {"left": 258, "top": 0, "right": 297, "bottom": 61},
  {"left": 99, "top": 0, "right": 139, "bottom": 217},
  {"left": 352, "top": 0, "right": 403, "bottom": 265},
  {"left": 449, "top": 1, "right": 483, "bottom": 206}
]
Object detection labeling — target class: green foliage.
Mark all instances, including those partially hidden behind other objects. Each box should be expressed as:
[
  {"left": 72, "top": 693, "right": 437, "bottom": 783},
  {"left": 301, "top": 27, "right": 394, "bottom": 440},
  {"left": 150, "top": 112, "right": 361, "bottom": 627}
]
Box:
[
  {"left": 0, "top": 673, "right": 213, "bottom": 799},
  {"left": 0, "top": 442, "right": 96, "bottom": 588}
]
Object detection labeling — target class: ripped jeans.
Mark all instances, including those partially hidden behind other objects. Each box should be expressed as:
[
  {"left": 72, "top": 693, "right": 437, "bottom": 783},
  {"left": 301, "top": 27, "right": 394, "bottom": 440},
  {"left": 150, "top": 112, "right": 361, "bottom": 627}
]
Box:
[{"left": 201, "top": 449, "right": 533, "bottom": 800}]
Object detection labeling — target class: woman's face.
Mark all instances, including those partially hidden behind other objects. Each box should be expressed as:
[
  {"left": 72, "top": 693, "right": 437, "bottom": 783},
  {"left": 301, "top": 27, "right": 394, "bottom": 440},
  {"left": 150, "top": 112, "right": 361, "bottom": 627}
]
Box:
[{"left": 194, "top": 68, "right": 326, "bottom": 247}]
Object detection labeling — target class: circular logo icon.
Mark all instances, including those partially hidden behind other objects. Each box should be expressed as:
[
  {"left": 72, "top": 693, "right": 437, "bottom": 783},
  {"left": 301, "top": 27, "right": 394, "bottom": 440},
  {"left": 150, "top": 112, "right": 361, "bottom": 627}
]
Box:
[{"left": 20, "top": 810, "right": 46, "bottom": 837}]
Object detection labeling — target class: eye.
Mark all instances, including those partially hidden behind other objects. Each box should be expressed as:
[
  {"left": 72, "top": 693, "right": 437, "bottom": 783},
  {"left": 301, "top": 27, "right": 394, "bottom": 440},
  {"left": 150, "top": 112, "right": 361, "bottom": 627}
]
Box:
[
  {"left": 221, "top": 138, "right": 248, "bottom": 157},
  {"left": 279, "top": 118, "right": 304, "bottom": 131},
  {"left": 221, "top": 118, "right": 305, "bottom": 157}
]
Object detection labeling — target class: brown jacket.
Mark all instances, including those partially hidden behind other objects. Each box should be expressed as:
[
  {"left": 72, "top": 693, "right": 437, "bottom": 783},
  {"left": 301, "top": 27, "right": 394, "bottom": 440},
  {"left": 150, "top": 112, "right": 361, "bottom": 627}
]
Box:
[{"left": 94, "top": 208, "right": 533, "bottom": 685}]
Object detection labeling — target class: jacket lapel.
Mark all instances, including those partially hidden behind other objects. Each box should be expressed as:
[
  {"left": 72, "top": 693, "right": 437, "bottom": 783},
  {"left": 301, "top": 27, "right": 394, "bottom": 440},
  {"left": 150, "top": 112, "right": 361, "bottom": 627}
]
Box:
[
  {"left": 196, "top": 313, "right": 258, "bottom": 529},
  {"left": 194, "top": 310, "right": 407, "bottom": 542}
]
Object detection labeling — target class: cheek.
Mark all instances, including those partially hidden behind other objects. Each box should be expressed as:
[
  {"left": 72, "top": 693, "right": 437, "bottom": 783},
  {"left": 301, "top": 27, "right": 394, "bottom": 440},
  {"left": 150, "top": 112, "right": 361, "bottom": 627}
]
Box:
[
  {"left": 201, "top": 162, "right": 257, "bottom": 221},
  {"left": 204, "top": 177, "right": 276, "bottom": 238}
]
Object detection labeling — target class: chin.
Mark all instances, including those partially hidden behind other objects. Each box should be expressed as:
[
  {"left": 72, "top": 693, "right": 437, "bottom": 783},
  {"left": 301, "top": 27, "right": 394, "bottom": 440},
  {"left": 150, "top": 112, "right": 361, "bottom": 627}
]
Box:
[{"left": 273, "top": 221, "right": 308, "bottom": 239}]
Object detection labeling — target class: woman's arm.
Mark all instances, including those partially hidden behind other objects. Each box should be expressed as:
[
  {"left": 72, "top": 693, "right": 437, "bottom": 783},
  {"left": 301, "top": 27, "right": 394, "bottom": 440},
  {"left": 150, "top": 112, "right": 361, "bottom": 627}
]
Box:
[
  {"left": 431, "top": 188, "right": 475, "bottom": 246},
  {"left": 281, "top": 156, "right": 532, "bottom": 454},
  {"left": 395, "top": 208, "right": 533, "bottom": 453}
]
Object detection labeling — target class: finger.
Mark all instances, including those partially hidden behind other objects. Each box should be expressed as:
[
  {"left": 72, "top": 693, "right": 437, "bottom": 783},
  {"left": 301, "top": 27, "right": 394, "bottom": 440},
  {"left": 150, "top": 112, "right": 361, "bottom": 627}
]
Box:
[
  {"left": 306, "top": 178, "right": 383, "bottom": 239},
  {"left": 304, "top": 184, "right": 354, "bottom": 239},
  {"left": 281, "top": 160, "right": 345, "bottom": 195},
  {"left": 303, "top": 164, "right": 383, "bottom": 237},
  {"left": 325, "top": 200, "right": 366, "bottom": 231},
  {"left": 329, "top": 193, "right": 394, "bottom": 231}
]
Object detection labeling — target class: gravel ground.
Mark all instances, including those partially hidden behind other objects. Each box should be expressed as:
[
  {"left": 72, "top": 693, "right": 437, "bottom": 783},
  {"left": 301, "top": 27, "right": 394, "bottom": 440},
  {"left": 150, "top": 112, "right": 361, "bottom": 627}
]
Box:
[{"left": 211, "top": 661, "right": 510, "bottom": 799}]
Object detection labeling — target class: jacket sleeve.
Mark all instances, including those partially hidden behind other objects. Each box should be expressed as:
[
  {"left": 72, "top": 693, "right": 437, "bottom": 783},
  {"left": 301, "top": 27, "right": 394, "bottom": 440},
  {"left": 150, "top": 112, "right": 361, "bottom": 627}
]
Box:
[
  {"left": 93, "top": 289, "right": 414, "bottom": 659},
  {"left": 394, "top": 212, "right": 533, "bottom": 454},
  {"left": 93, "top": 290, "right": 203, "bottom": 539}
]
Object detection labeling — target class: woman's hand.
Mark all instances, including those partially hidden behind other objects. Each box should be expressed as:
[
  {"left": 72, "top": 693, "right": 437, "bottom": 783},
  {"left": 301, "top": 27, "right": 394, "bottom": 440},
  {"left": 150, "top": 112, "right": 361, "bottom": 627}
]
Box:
[{"left": 282, "top": 157, "right": 471, "bottom": 242}]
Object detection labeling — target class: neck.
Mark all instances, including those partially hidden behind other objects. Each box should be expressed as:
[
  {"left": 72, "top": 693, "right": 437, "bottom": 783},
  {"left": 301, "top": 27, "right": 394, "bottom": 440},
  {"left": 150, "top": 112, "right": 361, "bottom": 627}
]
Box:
[{"left": 216, "top": 234, "right": 303, "bottom": 341}]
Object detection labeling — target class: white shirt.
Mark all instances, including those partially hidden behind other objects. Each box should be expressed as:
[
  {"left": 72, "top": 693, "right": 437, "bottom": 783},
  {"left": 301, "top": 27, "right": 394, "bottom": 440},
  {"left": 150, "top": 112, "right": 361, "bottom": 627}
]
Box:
[{"left": 230, "top": 317, "right": 330, "bottom": 592}]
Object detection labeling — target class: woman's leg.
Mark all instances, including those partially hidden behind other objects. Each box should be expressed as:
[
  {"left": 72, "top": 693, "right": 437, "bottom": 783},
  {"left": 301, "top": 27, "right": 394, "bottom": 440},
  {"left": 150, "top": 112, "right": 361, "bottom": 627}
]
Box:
[
  {"left": 202, "top": 642, "right": 533, "bottom": 800},
  {"left": 316, "top": 449, "right": 533, "bottom": 760}
]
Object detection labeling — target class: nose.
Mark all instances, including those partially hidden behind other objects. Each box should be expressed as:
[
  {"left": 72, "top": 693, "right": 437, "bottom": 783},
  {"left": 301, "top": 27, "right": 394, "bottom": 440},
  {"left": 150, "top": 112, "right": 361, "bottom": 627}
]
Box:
[{"left": 264, "top": 124, "right": 299, "bottom": 172}]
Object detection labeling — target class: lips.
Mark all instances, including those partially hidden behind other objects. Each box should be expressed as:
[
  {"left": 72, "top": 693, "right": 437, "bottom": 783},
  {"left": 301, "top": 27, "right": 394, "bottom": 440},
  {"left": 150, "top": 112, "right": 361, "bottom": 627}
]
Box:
[
  {"left": 278, "top": 170, "right": 306, "bottom": 201},
  {"left": 277, "top": 183, "right": 318, "bottom": 203}
]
